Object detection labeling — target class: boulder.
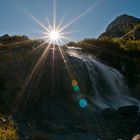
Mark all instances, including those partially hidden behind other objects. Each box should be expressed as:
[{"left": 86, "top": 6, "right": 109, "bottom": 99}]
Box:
[
  {"left": 118, "top": 105, "right": 139, "bottom": 115},
  {"left": 102, "top": 108, "right": 118, "bottom": 118}
]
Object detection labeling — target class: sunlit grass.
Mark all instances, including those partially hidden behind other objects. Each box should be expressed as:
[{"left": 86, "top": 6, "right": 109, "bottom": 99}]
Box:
[
  {"left": 0, "top": 128, "right": 18, "bottom": 140},
  {"left": 0, "top": 115, "right": 18, "bottom": 140}
]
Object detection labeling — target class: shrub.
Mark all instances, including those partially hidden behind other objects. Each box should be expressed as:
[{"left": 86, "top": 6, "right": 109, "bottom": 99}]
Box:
[
  {"left": 120, "top": 40, "right": 140, "bottom": 51},
  {"left": 0, "top": 115, "right": 19, "bottom": 140}
]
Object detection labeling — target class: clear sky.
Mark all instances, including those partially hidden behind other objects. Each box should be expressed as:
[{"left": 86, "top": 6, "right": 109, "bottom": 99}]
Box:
[{"left": 0, "top": 0, "right": 140, "bottom": 41}]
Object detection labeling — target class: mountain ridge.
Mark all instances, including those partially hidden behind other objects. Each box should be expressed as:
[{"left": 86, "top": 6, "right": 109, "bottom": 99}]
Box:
[{"left": 99, "top": 14, "right": 140, "bottom": 39}]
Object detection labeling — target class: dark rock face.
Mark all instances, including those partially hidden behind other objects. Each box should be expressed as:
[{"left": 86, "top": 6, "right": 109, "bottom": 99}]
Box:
[
  {"left": 102, "top": 108, "right": 118, "bottom": 118},
  {"left": 99, "top": 14, "right": 140, "bottom": 39},
  {"left": 106, "top": 14, "right": 140, "bottom": 32},
  {"left": 118, "top": 105, "right": 139, "bottom": 115},
  {"left": 123, "top": 24, "right": 140, "bottom": 40}
]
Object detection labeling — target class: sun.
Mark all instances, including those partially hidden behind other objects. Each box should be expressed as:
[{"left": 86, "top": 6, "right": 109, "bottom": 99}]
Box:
[
  {"left": 40, "top": 25, "right": 68, "bottom": 45},
  {"left": 12, "top": 0, "right": 99, "bottom": 46},
  {"left": 42, "top": 27, "right": 64, "bottom": 44},
  {"left": 49, "top": 30, "right": 60, "bottom": 41}
]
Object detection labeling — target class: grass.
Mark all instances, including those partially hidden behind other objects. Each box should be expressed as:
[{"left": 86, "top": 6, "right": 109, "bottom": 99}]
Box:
[{"left": 0, "top": 114, "right": 19, "bottom": 140}]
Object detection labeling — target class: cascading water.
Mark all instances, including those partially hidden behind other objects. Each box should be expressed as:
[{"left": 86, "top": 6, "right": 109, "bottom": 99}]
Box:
[
  {"left": 14, "top": 46, "right": 140, "bottom": 140},
  {"left": 67, "top": 47, "right": 140, "bottom": 110}
]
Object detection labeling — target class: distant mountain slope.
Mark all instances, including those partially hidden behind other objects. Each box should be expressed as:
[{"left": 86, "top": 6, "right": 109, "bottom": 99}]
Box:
[
  {"left": 122, "top": 24, "right": 140, "bottom": 40},
  {"left": 99, "top": 14, "right": 140, "bottom": 39}
]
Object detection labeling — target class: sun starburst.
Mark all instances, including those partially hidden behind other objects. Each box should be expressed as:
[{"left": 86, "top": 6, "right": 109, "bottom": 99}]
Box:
[
  {"left": 11, "top": 0, "right": 101, "bottom": 113},
  {"left": 40, "top": 25, "right": 68, "bottom": 45},
  {"left": 49, "top": 30, "right": 60, "bottom": 41}
]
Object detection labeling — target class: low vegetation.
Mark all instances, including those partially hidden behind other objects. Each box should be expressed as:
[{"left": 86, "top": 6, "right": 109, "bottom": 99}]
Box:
[
  {"left": 0, "top": 114, "right": 18, "bottom": 140},
  {"left": 0, "top": 35, "right": 44, "bottom": 113},
  {"left": 67, "top": 37, "right": 140, "bottom": 52},
  {"left": 66, "top": 14, "right": 140, "bottom": 55}
]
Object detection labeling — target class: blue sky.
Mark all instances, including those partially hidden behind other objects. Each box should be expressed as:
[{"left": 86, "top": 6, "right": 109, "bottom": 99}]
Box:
[{"left": 0, "top": 0, "right": 140, "bottom": 41}]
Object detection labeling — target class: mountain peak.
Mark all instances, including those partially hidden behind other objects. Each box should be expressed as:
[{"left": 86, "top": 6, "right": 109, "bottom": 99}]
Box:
[
  {"left": 99, "top": 14, "right": 140, "bottom": 39},
  {"left": 115, "top": 14, "right": 140, "bottom": 22},
  {"left": 118, "top": 14, "right": 133, "bottom": 18}
]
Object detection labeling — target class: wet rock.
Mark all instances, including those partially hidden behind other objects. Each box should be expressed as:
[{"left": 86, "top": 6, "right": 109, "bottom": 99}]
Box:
[
  {"left": 118, "top": 105, "right": 139, "bottom": 115},
  {"left": 50, "top": 124, "right": 68, "bottom": 133},
  {"left": 102, "top": 108, "right": 118, "bottom": 118}
]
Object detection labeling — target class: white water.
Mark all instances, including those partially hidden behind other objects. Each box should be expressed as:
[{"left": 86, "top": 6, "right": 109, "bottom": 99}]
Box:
[{"left": 67, "top": 48, "right": 140, "bottom": 109}]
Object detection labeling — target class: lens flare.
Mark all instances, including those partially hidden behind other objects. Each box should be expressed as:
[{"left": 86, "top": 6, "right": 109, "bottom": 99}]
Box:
[
  {"left": 72, "top": 80, "right": 78, "bottom": 86},
  {"left": 11, "top": 0, "right": 100, "bottom": 113},
  {"left": 73, "top": 85, "right": 80, "bottom": 92},
  {"left": 79, "top": 98, "right": 88, "bottom": 108}
]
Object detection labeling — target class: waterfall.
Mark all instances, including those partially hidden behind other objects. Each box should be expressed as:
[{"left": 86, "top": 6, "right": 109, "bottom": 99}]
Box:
[{"left": 67, "top": 48, "right": 140, "bottom": 110}]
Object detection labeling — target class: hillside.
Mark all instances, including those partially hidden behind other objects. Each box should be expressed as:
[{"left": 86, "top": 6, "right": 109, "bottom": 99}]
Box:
[
  {"left": 122, "top": 24, "right": 140, "bottom": 40},
  {"left": 67, "top": 14, "right": 140, "bottom": 100},
  {"left": 99, "top": 14, "right": 140, "bottom": 39},
  {"left": 0, "top": 35, "right": 44, "bottom": 112},
  {"left": 0, "top": 34, "right": 140, "bottom": 140},
  {"left": 0, "top": 14, "right": 140, "bottom": 139}
]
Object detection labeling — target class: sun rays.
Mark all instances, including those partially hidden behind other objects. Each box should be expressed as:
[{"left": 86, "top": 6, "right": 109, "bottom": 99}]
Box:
[
  {"left": 40, "top": 26, "right": 68, "bottom": 45},
  {"left": 9, "top": 1, "right": 113, "bottom": 136},
  {"left": 11, "top": 0, "right": 102, "bottom": 113}
]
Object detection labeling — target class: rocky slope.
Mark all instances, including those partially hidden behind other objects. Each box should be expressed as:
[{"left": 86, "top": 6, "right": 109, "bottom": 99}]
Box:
[
  {"left": 0, "top": 35, "right": 139, "bottom": 139},
  {"left": 99, "top": 14, "right": 140, "bottom": 39},
  {"left": 67, "top": 14, "right": 140, "bottom": 102}
]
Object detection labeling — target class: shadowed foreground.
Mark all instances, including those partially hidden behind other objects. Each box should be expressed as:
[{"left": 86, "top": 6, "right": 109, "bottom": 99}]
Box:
[
  {"left": 14, "top": 45, "right": 99, "bottom": 139},
  {"left": 10, "top": 45, "right": 139, "bottom": 140}
]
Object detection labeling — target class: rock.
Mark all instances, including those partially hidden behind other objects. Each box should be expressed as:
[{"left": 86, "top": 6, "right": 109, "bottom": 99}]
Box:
[
  {"left": 50, "top": 124, "right": 68, "bottom": 133},
  {"left": 132, "top": 134, "right": 140, "bottom": 140},
  {"left": 118, "top": 105, "right": 139, "bottom": 115},
  {"left": 0, "top": 34, "right": 9, "bottom": 40},
  {"left": 102, "top": 108, "right": 118, "bottom": 118},
  {"left": 99, "top": 14, "right": 140, "bottom": 39}
]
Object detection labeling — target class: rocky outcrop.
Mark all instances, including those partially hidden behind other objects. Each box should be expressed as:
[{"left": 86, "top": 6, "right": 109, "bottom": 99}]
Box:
[
  {"left": 99, "top": 14, "right": 140, "bottom": 39},
  {"left": 118, "top": 105, "right": 139, "bottom": 115}
]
